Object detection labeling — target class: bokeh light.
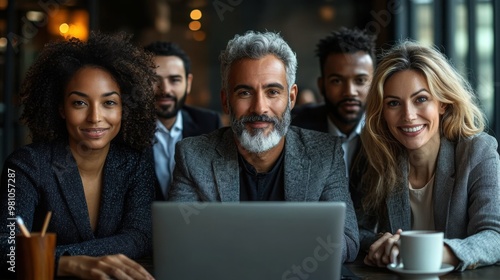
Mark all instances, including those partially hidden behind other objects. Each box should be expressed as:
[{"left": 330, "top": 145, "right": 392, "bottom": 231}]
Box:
[
  {"left": 190, "top": 9, "right": 202, "bottom": 20},
  {"left": 189, "top": 21, "right": 201, "bottom": 31}
]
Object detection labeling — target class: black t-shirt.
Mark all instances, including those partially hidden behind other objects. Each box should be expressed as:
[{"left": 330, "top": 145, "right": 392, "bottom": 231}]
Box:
[{"left": 239, "top": 151, "right": 285, "bottom": 201}]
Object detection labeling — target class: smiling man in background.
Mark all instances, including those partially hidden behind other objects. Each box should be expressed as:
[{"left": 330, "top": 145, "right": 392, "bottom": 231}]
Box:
[
  {"left": 292, "top": 27, "right": 376, "bottom": 176},
  {"left": 144, "top": 42, "right": 222, "bottom": 200}
]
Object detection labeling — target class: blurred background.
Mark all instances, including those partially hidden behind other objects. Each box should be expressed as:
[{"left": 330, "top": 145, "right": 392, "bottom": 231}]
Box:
[{"left": 0, "top": 0, "right": 498, "bottom": 164}]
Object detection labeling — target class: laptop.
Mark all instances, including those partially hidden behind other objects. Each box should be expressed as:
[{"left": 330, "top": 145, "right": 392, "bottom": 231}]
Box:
[{"left": 152, "top": 202, "right": 349, "bottom": 280}]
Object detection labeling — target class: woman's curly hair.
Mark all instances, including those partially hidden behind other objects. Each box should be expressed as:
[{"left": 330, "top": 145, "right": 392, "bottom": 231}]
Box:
[{"left": 19, "top": 31, "right": 157, "bottom": 150}]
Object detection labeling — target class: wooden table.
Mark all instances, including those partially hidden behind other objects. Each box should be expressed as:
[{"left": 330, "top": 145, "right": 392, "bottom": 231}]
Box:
[
  {"left": 345, "top": 260, "right": 500, "bottom": 279},
  {"left": 139, "top": 257, "right": 500, "bottom": 279}
]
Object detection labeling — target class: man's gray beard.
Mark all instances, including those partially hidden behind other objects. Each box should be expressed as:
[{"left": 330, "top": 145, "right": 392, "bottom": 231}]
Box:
[{"left": 231, "top": 103, "right": 291, "bottom": 154}]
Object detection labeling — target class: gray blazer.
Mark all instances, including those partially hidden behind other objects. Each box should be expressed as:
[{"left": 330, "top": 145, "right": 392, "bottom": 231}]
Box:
[
  {"left": 168, "top": 126, "right": 359, "bottom": 263},
  {"left": 358, "top": 133, "right": 500, "bottom": 271}
]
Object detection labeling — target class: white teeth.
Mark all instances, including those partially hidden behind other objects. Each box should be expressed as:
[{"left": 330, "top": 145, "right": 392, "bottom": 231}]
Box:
[{"left": 401, "top": 125, "right": 424, "bottom": 133}]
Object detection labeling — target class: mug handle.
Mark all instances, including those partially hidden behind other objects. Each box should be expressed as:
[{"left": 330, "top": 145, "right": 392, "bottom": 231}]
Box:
[{"left": 391, "top": 239, "right": 401, "bottom": 266}]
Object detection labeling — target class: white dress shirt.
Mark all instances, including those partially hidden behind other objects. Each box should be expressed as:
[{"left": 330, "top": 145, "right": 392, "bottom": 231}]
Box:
[
  {"left": 153, "top": 111, "right": 183, "bottom": 197},
  {"left": 327, "top": 115, "right": 365, "bottom": 176}
]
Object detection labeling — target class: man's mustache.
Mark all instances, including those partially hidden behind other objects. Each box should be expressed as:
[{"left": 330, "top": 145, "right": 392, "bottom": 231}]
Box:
[
  {"left": 156, "top": 93, "right": 176, "bottom": 100},
  {"left": 241, "top": 114, "right": 278, "bottom": 125},
  {"left": 338, "top": 98, "right": 362, "bottom": 106}
]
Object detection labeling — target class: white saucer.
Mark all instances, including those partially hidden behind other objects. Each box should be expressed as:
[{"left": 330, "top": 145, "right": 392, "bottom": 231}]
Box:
[{"left": 387, "top": 263, "right": 454, "bottom": 279}]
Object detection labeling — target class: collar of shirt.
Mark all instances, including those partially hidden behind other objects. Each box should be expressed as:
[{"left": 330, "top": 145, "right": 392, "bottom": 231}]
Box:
[
  {"left": 156, "top": 110, "right": 183, "bottom": 137},
  {"left": 327, "top": 114, "right": 365, "bottom": 141},
  {"left": 153, "top": 110, "right": 184, "bottom": 197}
]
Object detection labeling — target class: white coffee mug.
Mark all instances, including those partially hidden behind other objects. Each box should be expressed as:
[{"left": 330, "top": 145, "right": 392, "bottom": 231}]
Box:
[{"left": 398, "top": 230, "right": 443, "bottom": 271}]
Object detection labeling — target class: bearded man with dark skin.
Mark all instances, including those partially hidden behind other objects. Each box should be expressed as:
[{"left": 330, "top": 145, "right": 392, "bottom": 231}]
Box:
[{"left": 292, "top": 27, "right": 376, "bottom": 176}]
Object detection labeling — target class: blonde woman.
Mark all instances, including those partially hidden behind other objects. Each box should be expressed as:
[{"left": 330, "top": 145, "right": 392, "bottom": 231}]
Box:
[{"left": 355, "top": 40, "right": 500, "bottom": 271}]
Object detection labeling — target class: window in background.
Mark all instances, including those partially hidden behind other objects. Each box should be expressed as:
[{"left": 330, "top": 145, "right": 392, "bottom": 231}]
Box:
[
  {"left": 400, "top": 0, "right": 497, "bottom": 139},
  {"left": 475, "top": 0, "right": 494, "bottom": 122},
  {"left": 411, "top": 0, "right": 434, "bottom": 46},
  {"left": 453, "top": 1, "right": 468, "bottom": 78}
]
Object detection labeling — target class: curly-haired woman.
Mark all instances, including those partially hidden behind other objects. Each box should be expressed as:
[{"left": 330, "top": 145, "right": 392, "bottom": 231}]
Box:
[
  {"left": 1, "top": 31, "right": 156, "bottom": 279},
  {"left": 355, "top": 40, "right": 500, "bottom": 271}
]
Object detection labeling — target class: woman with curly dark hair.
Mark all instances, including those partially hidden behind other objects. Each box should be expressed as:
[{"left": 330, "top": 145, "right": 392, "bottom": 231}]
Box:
[{"left": 1, "top": 31, "right": 156, "bottom": 279}]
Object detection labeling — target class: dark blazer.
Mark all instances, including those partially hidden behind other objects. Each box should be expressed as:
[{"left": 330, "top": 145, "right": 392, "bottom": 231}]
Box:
[
  {"left": 356, "top": 133, "right": 500, "bottom": 271},
  {"left": 168, "top": 126, "right": 360, "bottom": 263},
  {"left": 0, "top": 140, "right": 155, "bottom": 277},
  {"left": 154, "top": 105, "right": 223, "bottom": 201},
  {"left": 182, "top": 105, "right": 223, "bottom": 137},
  {"left": 292, "top": 103, "right": 365, "bottom": 193},
  {"left": 291, "top": 104, "right": 329, "bottom": 133}
]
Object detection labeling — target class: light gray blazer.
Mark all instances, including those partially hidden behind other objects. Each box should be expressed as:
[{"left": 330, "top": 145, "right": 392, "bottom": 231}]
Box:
[
  {"left": 168, "top": 126, "right": 359, "bottom": 263},
  {"left": 358, "top": 132, "right": 500, "bottom": 271}
]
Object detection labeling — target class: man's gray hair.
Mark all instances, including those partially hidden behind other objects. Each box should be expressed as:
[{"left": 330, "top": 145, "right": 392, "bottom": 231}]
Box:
[{"left": 219, "top": 31, "right": 298, "bottom": 93}]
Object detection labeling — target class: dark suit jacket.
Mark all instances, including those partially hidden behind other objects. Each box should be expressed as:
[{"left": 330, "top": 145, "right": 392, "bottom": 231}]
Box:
[
  {"left": 154, "top": 105, "right": 223, "bottom": 201},
  {"left": 182, "top": 105, "right": 223, "bottom": 137},
  {"left": 168, "top": 126, "right": 360, "bottom": 263},
  {"left": 0, "top": 140, "right": 155, "bottom": 277},
  {"left": 291, "top": 104, "right": 329, "bottom": 133},
  {"left": 292, "top": 104, "right": 365, "bottom": 196}
]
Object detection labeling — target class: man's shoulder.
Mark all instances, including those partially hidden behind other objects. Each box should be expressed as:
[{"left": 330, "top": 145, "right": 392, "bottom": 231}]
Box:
[
  {"left": 178, "top": 127, "right": 229, "bottom": 147},
  {"left": 182, "top": 105, "right": 220, "bottom": 119},
  {"left": 181, "top": 105, "right": 223, "bottom": 136},
  {"left": 288, "top": 126, "right": 342, "bottom": 149},
  {"left": 291, "top": 104, "right": 328, "bottom": 132},
  {"left": 292, "top": 104, "right": 327, "bottom": 118}
]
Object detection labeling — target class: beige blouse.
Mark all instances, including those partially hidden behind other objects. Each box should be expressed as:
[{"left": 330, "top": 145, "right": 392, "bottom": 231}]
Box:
[{"left": 409, "top": 174, "right": 435, "bottom": 230}]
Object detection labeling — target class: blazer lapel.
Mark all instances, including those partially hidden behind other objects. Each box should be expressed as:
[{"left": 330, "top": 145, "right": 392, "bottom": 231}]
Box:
[
  {"left": 433, "top": 138, "right": 455, "bottom": 232},
  {"left": 181, "top": 109, "right": 198, "bottom": 138},
  {"left": 284, "top": 129, "right": 309, "bottom": 201},
  {"left": 98, "top": 145, "right": 126, "bottom": 236},
  {"left": 387, "top": 156, "right": 412, "bottom": 232},
  {"left": 51, "top": 142, "right": 94, "bottom": 240},
  {"left": 213, "top": 129, "right": 240, "bottom": 202}
]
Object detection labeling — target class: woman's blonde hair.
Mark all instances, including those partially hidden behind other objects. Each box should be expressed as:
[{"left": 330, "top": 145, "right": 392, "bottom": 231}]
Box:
[{"left": 361, "top": 40, "right": 485, "bottom": 212}]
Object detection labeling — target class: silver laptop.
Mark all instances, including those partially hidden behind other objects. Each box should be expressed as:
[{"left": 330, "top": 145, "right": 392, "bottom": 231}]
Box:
[{"left": 152, "top": 202, "right": 346, "bottom": 280}]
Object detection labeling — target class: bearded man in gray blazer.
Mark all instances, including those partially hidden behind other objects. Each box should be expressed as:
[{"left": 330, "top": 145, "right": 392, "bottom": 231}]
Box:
[{"left": 168, "top": 31, "right": 359, "bottom": 263}]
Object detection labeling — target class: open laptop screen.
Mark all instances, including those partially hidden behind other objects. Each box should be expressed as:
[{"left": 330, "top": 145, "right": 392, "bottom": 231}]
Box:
[{"left": 152, "top": 202, "right": 346, "bottom": 280}]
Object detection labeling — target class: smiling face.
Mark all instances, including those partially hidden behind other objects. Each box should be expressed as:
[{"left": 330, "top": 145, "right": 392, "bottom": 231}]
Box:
[
  {"left": 221, "top": 54, "right": 297, "bottom": 154},
  {"left": 382, "top": 70, "right": 446, "bottom": 151},
  {"left": 319, "top": 51, "right": 373, "bottom": 134},
  {"left": 153, "top": 55, "right": 192, "bottom": 120},
  {"left": 60, "top": 66, "right": 122, "bottom": 153}
]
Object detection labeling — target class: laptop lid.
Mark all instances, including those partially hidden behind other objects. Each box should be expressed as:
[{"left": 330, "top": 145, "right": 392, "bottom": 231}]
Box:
[{"left": 152, "top": 202, "right": 346, "bottom": 280}]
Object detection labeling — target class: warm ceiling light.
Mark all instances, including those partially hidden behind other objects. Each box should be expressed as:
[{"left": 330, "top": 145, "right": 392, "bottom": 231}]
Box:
[
  {"left": 319, "top": 5, "right": 335, "bottom": 22},
  {"left": 27, "top": 11, "right": 45, "bottom": 22},
  {"left": 193, "top": 31, "right": 206, "bottom": 42},
  {"left": 190, "top": 9, "right": 202, "bottom": 20},
  {"left": 0, "top": 37, "right": 7, "bottom": 48},
  {"left": 188, "top": 21, "right": 201, "bottom": 31},
  {"left": 59, "top": 23, "right": 69, "bottom": 34}
]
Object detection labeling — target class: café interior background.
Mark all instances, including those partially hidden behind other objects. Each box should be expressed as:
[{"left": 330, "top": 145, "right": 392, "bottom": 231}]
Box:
[{"left": 0, "top": 0, "right": 498, "bottom": 164}]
